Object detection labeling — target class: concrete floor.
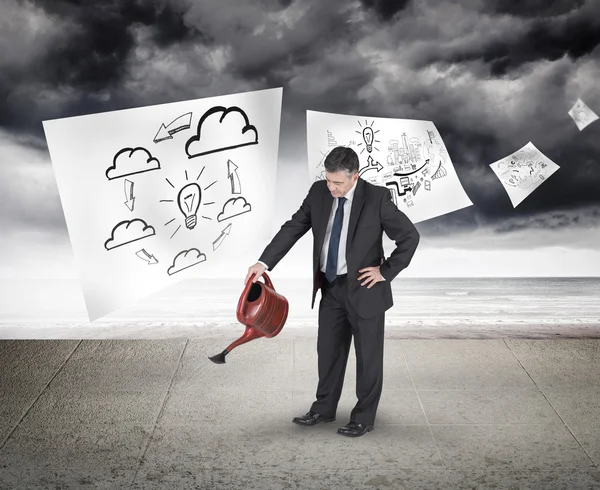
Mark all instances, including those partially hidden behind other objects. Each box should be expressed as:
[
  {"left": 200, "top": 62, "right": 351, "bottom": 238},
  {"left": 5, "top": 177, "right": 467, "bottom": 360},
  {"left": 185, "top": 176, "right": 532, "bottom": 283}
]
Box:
[{"left": 1, "top": 337, "right": 600, "bottom": 489}]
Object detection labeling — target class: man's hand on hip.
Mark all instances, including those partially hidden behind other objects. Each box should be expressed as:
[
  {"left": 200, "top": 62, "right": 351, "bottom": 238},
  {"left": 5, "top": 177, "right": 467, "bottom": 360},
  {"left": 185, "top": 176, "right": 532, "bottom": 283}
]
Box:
[
  {"left": 357, "top": 266, "right": 386, "bottom": 289},
  {"left": 245, "top": 262, "right": 267, "bottom": 284}
]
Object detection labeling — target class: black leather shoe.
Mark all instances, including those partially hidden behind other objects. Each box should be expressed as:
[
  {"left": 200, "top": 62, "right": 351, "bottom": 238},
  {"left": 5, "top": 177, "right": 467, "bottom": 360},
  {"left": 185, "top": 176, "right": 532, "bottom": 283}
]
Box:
[
  {"left": 336, "top": 421, "right": 374, "bottom": 437},
  {"left": 292, "top": 411, "right": 336, "bottom": 426}
]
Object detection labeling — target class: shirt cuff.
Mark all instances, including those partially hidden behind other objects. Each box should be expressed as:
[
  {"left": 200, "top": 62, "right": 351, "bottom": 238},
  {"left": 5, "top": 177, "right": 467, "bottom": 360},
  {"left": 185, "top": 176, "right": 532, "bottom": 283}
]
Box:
[{"left": 258, "top": 260, "right": 269, "bottom": 270}]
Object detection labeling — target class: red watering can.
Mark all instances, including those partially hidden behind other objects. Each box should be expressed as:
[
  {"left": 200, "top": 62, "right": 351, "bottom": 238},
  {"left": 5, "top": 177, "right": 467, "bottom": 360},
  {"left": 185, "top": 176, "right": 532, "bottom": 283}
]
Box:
[{"left": 208, "top": 272, "right": 289, "bottom": 364}]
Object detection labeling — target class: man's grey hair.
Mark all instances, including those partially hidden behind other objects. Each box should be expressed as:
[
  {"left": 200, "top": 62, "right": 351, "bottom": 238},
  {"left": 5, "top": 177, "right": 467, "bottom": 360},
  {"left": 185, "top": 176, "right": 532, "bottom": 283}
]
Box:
[{"left": 324, "top": 146, "right": 359, "bottom": 176}]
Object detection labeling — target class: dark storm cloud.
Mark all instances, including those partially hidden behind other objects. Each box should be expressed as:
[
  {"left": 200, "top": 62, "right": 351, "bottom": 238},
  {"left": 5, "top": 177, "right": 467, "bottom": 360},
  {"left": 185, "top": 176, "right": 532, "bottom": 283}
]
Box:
[
  {"left": 1, "top": 0, "right": 600, "bottom": 243},
  {"left": 486, "top": 13, "right": 600, "bottom": 76},
  {"left": 31, "top": 0, "right": 199, "bottom": 57},
  {"left": 182, "top": 1, "right": 366, "bottom": 84},
  {"left": 491, "top": 0, "right": 585, "bottom": 18},
  {"left": 494, "top": 206, "right": 600, "bottom": 233},
  {"left": 0, "top": 0, "right": 204, "bottom": 133},
  {"left": 420, "top": 207, "right": 600, "bottom": 250},
  {"left": 360, "top": 0, "right": 411, "bottom": 21},
  {"left": 421, "top": 0, "right": 600, "bottom": 76}
]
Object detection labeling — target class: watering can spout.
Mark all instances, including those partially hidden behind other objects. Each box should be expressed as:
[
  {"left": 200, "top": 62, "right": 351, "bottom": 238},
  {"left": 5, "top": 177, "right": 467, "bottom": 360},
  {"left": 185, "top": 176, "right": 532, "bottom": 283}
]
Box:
[
  {"left": 208, "top": 273, "right": 288, "bottom": 364},
  {"left": 208, "top": 349, "right": 228, "bottom": 364}
]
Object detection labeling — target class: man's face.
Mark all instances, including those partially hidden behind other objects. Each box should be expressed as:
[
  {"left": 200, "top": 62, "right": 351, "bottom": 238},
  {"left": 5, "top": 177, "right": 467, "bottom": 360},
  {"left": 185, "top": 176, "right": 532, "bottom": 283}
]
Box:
[{"left": 325, "top": 170, "right": 358, "bottom": 198}]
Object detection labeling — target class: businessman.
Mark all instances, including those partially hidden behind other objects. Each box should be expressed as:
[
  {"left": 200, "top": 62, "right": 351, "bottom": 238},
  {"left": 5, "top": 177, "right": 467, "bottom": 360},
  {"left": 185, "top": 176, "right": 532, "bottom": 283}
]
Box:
[{"left": 245, "top": 146, "right": 420, "bottom": 437}]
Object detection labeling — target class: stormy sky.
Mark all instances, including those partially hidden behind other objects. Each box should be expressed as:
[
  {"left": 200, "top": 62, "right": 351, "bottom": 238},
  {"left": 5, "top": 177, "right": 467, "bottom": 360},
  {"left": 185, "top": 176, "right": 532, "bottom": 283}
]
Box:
[{"left": 1, "top": 0, "right": 599, "bottom": 277}]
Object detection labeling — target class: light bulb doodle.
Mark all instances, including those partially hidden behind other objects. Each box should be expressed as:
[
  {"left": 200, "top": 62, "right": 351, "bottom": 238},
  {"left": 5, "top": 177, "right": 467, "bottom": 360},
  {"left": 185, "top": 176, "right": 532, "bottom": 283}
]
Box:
[
  {"left": 161, "top": 170, "right": 215, "bottom": 239},
  {"left": 362, "top": 126, "right": 374, "bottom": 153},
  {"left": 355, "top": 120, "right": 379, "bottom": 154},
  {"left": 177, "top": 183, "right": 202, "bottom": 229}
]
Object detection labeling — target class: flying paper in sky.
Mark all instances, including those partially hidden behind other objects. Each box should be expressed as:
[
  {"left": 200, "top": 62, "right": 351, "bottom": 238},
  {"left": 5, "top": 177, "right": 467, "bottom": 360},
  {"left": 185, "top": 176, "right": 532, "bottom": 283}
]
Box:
[
  {"left": 489, "top": 141, "right": 559, "bottom": 208},
  {"left": 568, "top": 98, "right": 599, "bottom": 131}
]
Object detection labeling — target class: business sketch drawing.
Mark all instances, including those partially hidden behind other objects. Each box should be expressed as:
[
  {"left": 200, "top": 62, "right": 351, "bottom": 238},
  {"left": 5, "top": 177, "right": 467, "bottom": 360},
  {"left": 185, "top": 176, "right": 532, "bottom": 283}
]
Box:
[{"left": 307, "top": 110, "right": 472, "bottom": 223}]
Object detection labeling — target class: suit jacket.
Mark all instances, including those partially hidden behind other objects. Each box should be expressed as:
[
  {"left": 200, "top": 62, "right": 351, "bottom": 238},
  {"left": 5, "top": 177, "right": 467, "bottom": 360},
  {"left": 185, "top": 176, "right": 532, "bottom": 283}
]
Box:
[{"left": 259, "top": 177, "right": 420, "bottom": 319}]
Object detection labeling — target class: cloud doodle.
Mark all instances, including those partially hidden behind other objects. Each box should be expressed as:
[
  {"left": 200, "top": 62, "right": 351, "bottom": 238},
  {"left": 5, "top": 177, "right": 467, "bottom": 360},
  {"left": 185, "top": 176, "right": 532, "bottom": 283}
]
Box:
[
  {"left": 167, "top": 248, "right": 207, "bottom": 275},
  {"left": 104, "top": 218, "right": 156, "bottom": 250},
  {"left": 106, "top": 147, "right": 161, "bottom": 180},
  {"left": 185, "top": 106, "right": 258, "bottom": 158},
  {"left": 217, "top": 196, "right": 252, "bottom": 222}
]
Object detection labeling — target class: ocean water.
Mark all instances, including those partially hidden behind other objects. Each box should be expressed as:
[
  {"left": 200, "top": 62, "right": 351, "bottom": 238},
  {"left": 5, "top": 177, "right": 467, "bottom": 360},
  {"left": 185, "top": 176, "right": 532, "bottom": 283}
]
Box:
[
  {"left": 390, "top": 277, "right": 600, "bottom": 319},
  {"left": 1, "top": 277, "right": 599, "bottom": 338}
]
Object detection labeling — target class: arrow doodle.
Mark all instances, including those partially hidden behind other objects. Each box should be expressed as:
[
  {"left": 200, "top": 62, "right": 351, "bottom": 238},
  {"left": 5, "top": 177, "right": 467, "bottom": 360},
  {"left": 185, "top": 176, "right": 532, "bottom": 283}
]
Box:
[
  {"left": 212, "top": 223, "right": 232, "bottom": 251},
  {"left": 227, "top": 159, "right": 242, "bottom": 194},
  {"left": 154, "top": 112, "right": 193, "bottom": 143},
  {"left": 124, "top": 179, "right": 135, "bottom": 211},
  {"left": 136, "top": 248, "right": 158, "bottom": 265},
  {"left": 358, "top": 155, "right": 383, "bottom": 177}
]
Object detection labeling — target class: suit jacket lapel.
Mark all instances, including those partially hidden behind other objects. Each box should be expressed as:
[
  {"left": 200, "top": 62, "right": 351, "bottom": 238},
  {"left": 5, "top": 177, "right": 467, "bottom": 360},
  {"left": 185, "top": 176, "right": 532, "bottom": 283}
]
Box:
[{"left": 346, "top": 178, "right": 365, "bottom": 254}]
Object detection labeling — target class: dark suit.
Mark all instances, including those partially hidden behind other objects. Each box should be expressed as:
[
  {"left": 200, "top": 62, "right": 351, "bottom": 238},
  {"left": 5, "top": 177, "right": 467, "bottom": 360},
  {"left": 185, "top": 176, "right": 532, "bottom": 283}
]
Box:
[{"left": 260, "top": 177, "right": 419, "bottom": 425}]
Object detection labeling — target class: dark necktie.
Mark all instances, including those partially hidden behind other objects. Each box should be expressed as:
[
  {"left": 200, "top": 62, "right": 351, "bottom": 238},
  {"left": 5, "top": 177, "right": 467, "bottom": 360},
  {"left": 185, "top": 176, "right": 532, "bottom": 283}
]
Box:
[{"left": 325, "top": 197, "right": 346, "bottom": 282}]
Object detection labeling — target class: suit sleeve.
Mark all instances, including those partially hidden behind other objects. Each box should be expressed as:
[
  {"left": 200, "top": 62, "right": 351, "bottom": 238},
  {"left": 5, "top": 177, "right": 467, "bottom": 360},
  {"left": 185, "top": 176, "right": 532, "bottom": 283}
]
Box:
[
  {"left": 378, "top": 189, "right": 420, "bottom": 282},
  {"left": 258, "top": 185, "right": 313, "bottom": 271}
]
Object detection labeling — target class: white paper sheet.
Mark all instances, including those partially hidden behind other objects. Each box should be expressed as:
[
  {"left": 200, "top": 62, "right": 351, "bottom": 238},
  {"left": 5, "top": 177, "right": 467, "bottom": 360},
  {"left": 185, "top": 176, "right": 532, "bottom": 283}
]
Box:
[
  {"left": 43, "top": 88, "right": 282, "bottom": 321},
  {"left": 568, "top": 98, "right": 599, "bottom": 131},
  {"left": 489, "top": 141, "right": 559, "bottom": 208},
  {"left": 306, "top": 110, "right": 472, "bottom": 223}
]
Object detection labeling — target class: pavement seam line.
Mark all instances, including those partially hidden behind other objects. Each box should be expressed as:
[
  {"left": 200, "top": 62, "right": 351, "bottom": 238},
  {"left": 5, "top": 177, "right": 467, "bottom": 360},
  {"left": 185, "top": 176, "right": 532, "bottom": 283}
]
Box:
[
  {"left": 0, "top": 339, "right": 83, "bottom": 451},
  {"left": 291, "top": 338, "right": 297, "bottom": 473},
  {"left": 503, "top": 339, "right": 600, "bottom": 471},
  {"left": 398, "top": 340, "right": 449, "bottom": 484},
  {"left": 129, "top": 339, "right": 190, "bottom": 488}
]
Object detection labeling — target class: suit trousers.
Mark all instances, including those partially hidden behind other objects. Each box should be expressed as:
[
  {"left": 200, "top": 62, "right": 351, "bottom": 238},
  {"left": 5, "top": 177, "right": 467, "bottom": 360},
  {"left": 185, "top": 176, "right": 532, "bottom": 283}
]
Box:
[{"left": 310, "top": 273, "right": 385, "bottom": 426}]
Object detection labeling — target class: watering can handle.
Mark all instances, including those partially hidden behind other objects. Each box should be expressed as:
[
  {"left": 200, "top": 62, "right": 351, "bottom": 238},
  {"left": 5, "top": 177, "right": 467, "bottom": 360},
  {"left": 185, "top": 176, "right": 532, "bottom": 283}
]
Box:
[
  {"left": 238, "top": 272, "right": 273, "bottom": 321},
  {"left": 262, "top": 272, "right": 273, "bottom": 289}
]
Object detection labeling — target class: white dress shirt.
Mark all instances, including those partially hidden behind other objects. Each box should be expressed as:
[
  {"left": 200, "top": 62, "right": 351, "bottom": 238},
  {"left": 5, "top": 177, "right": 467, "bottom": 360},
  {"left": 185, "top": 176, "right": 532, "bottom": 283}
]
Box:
[
  {"left": 320, "top": 180, "right": 357, "bottom": 275},
  {"left": 258, "top": 180, "right": 358, "bottom": 273}
]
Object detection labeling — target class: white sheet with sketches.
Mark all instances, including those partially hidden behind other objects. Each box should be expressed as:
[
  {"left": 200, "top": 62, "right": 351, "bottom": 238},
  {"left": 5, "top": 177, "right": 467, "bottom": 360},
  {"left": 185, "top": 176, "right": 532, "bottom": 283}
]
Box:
[
  {"left": 43, "top": 88, "right": 282, "bottom": 321},
  {"left": 489, "top": 141, "right": 559, "bottom": 208},
  {"left": 306, "top": 111, "right": 472, "bottom": 224}
]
